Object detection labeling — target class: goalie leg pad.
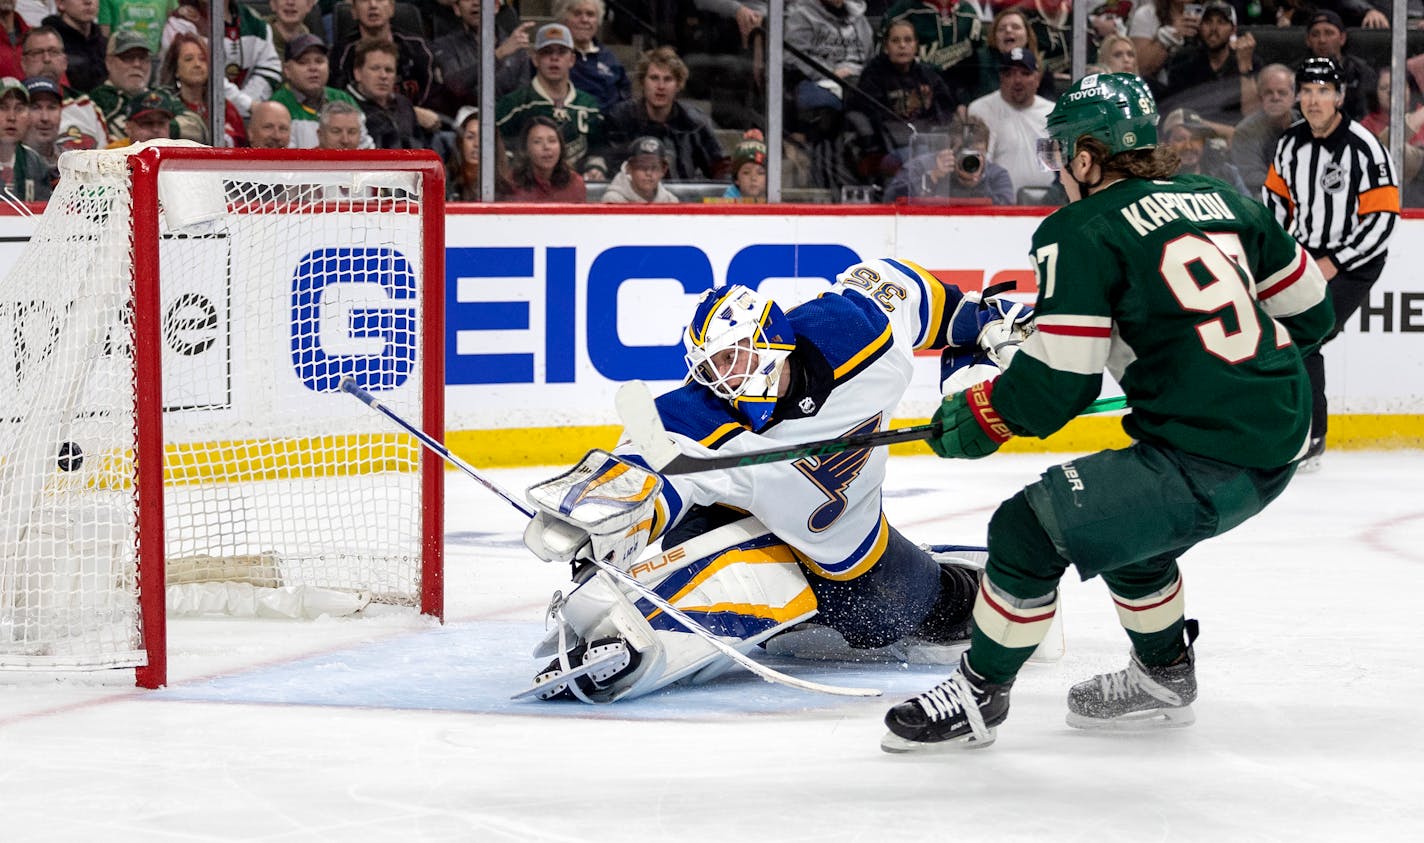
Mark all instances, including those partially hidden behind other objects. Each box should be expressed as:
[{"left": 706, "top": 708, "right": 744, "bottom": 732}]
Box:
[{"left": 529, "top": 517, "right": 817, "bottom": 703}]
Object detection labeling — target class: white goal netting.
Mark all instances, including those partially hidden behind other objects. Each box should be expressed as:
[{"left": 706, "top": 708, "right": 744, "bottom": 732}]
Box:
[{"left": 0, "top": 143, "right": 441, "bottom": 677}]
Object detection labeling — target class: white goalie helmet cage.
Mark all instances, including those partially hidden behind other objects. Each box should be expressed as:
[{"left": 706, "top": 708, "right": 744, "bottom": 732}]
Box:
[{"left": 683, "top": 285, "right": 797, "bottom": 409}]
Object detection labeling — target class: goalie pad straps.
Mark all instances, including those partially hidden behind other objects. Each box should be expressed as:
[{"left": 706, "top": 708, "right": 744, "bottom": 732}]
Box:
[{"left": 965, "top": 380, "right": 1014, "bottom": 444}]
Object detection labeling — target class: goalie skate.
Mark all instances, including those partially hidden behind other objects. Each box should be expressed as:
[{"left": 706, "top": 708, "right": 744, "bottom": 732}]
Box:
[
  {"left": 513, "top": 638, "right": 638, "bottom": 702},
  {"left": 1065, "top": 620, "right": 1199, "bottom": 730}
]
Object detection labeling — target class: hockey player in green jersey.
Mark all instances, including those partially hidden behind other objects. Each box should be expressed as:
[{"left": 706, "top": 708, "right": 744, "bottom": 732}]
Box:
[{"left": 881, "top": 73, "right": 1336, "bottom": 753}]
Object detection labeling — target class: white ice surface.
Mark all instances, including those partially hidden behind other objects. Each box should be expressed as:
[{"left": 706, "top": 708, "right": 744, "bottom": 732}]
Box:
[{"left": 2, "top": 452, "right": 1422, "bottom": 841}]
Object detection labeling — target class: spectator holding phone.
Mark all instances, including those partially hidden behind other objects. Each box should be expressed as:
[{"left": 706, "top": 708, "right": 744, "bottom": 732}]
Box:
[
  {"left": 1130, "top": 0, "right": 1202, "bottom": 86},
  {"left": 1160, "top": 0, "right": 1259, "bottom": 134}
]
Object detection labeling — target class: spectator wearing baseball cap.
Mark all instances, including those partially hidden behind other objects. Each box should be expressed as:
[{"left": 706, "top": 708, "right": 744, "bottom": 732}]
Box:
[
  {"left": 1298, "top": 7, "right": 1376, "bottom": 121},
  {"left": 602, "top": 134, "right": 678, "bottom": 204},
  {"left": 967, "top": 46, "right": 1055, "bottom": 197},
  {"left": 1158, "top": 0, "right": 1260, "bottom": 132},
  {"left": 495, "top": 21, "right": 608, "bottom": 182},
  {"left": 1159, "top": 106, "right": 1249, "bottom": 194},
  {"left": 41, "top": 0, "right": 108, "bottom": 93},
  {"left": 271, "top": 31, "right": 371, "bottom": 150},
  {"left": 117, "top": 87, "right": 179, "bottom": 144},
  {"left": 90, "top": 26, "right": 201, "bottom": 145},
  {"left": 98, "top": 0, "right": 168, "bottom": 57},
  {"left": 0, "top": 75, "right": 52, "bottom": 201},
  {"left": 21, "top": 75, "right": 62, "bottom": 167}
]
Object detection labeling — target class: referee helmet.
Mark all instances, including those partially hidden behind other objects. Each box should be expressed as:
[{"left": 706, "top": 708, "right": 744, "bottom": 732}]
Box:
[{"left": 1297, "top": 56, "right": 1343, "bottom": 92}]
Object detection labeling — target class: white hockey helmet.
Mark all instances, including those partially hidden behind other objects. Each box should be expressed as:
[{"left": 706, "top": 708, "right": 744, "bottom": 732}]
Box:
[{"left": 683, "top": 285, "right": 796, "bottom": 429}]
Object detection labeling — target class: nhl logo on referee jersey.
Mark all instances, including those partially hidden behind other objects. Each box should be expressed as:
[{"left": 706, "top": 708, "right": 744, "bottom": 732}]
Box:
[{"left": 1320, "top": 162, "right": 1347, "bottom": 194}]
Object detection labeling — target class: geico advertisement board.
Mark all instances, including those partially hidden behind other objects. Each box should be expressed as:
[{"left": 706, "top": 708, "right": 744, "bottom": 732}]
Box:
[
  {"left": 0, "top": 209, "right": 1419, "bottom": 431},
  {"left": 0, "top": 213, "right": 427, "bottom": 441}
]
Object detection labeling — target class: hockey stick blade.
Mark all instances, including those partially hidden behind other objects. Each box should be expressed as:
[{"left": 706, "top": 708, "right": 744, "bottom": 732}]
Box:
[
  {"left": 654, "top": 394, "right": 1128, "bottom": 475},
  {"left": 509, "top": 648, "right": 630, "bottom": 701}
]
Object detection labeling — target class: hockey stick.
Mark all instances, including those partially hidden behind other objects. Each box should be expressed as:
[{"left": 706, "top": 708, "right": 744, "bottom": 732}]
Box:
[
  {"left": 615, "top": 381, "right": 1128, "bottom": 476},
  {"left": 339, "top": 377, "right": 535, "bottom": 518},
  {"left": 339, "top": 376, "right": 881, "bottom": 698}
]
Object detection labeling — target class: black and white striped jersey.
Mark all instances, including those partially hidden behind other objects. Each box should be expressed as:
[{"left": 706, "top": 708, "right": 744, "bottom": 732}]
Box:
[{"left": 1263, "top": 116, "right": 1399, "bottom": 271}]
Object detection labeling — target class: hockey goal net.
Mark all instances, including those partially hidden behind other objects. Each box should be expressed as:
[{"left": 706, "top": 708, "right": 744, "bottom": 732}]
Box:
[{"left": 0, "top": 143, "right": 445, "bottom": 688}]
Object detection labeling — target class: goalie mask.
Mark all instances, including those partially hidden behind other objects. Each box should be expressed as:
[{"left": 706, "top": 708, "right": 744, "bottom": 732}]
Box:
[{"left": 684, "top": 285, "right": 796, "bottom": 431}]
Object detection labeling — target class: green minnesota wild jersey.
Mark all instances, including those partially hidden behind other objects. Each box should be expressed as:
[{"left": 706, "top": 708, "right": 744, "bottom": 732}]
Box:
[{"left": 994, "top": 173, "right": 1335, "bottom": 468}]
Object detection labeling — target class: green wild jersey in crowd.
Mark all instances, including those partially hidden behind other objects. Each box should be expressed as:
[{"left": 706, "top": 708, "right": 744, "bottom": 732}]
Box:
[{"left": 994, "top": 173, "right": 1335, "bottom": 468}]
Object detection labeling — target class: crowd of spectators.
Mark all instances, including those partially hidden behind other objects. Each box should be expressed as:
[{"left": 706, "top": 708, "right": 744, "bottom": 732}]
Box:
[{"left": 0, "top": 0, "right": 1420, "bottom": 205}]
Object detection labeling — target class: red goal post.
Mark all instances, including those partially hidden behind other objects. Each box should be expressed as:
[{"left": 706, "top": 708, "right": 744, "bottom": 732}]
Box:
[{"left": 0, "top": 144, "right": 446, "bottom": 689}]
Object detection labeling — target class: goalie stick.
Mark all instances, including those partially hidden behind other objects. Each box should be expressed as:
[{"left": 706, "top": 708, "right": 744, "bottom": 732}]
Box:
[
  {"left": 340, "top": 377, "right": 535, "bottom": 518},
  {"left": 339, "top": 376, "right": 881, "bottom": 699},
  {"left": 615, "top": 381, "right": 1128, "bottom": 476}
]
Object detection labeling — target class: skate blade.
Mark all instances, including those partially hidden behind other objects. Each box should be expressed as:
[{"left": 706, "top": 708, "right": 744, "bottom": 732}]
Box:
[
  {"left": 879, "top": 728, "right": 997, "bottom": 753},
  {"left": 1065, "top": 704, "right": 1195, "bottom": 731},
  {"left": 510, "top": 649, "right": 628, "bottom": 701}
]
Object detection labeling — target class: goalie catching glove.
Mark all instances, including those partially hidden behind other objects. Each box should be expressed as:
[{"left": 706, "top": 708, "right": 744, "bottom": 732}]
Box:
[
  {"left": 931, "top": 379, "right": 1017, "bottom": 459},
  {"left": 523, "top": 450, "right": 666, "bottom": 570}
]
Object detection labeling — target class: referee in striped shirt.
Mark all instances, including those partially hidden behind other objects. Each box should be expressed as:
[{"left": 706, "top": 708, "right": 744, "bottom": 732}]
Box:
[{"left": 1263, "top": 56, "right": 1398, "bottom": 471}]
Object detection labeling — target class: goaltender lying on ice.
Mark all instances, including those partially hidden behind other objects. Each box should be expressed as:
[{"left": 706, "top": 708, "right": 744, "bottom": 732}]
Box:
[{"left": 518, "top": 258, "right": 1055, "bottom": 703}]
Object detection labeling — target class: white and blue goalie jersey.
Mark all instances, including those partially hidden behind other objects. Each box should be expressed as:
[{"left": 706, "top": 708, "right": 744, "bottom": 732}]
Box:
[{"left": 622, "top": 258, "right": 967, "bottom": 582}]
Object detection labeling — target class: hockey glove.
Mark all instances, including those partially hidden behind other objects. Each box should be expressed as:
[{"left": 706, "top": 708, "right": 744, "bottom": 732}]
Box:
[
  {"left": 930, "top": 380, "right": 1014, "bottom": 459},
  {"left": 947, "top": 293, "right": 1034, "bottom": 368},
  {"left": 939, "top": 346, "right": 1001, "bottom": 396}
]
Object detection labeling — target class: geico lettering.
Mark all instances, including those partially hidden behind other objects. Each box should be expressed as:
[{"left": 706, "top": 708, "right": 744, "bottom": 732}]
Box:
[
  {"left": 291, "top": 246, "right": 417, "bottom": 392},
  {"left": 446, "top": 243, "right": 863, "bottom": 386}
]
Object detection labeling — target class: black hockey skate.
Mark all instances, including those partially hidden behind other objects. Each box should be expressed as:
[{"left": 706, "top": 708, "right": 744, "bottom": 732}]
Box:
[
  {"left": 881, "top": 653, "right": 1013, "bottom": 752},
  {"left": 518, "top": 637, "right": 640, "bottom": 703},
  {"left": 1065, "top": 619, "right": 1199, "bottom": 730}
]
